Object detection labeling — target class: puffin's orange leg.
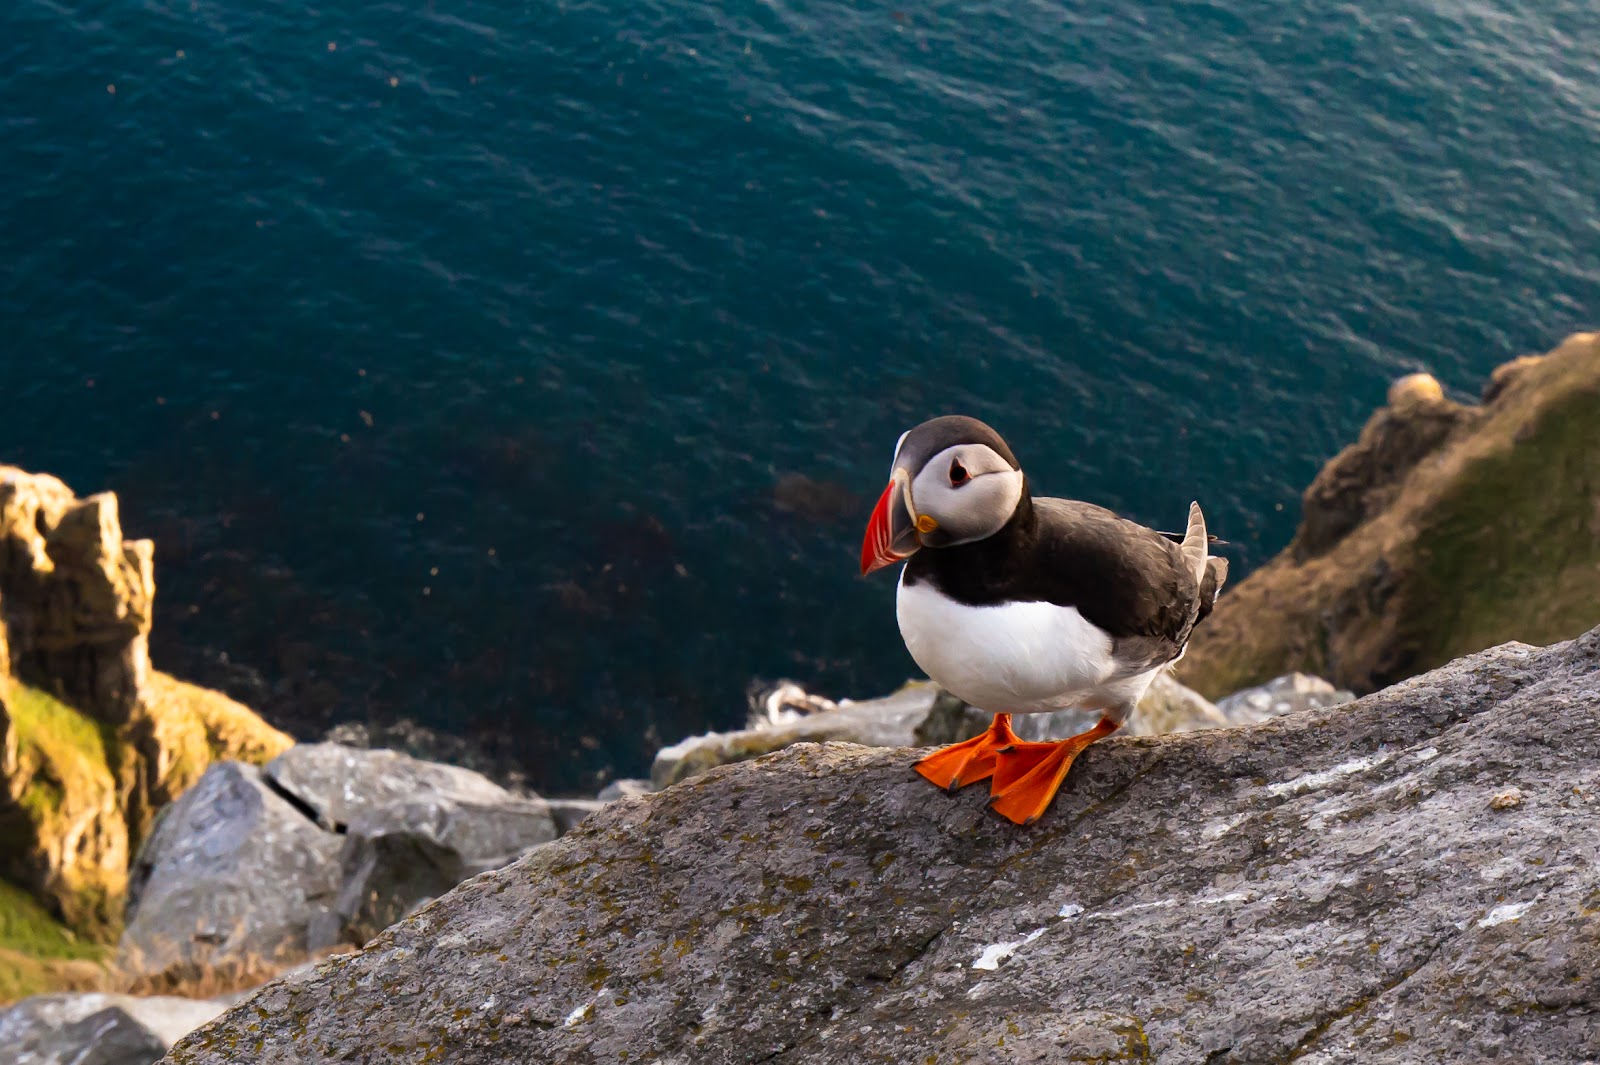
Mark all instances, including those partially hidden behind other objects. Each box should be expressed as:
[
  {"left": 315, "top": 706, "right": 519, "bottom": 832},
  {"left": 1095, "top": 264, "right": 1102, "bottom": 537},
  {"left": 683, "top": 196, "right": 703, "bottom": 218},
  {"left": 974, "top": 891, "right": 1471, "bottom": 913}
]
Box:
[
  {"left": 989, "top": 717, "right": 1120, "bottom": 825},
  {"left": 914, "top": 714, "right": 1020, "bottom": 792}
]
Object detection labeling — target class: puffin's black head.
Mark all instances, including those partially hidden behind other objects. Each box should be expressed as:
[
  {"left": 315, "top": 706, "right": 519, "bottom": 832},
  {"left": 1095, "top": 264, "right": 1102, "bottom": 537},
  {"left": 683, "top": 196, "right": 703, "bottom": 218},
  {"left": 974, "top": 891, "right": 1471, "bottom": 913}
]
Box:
[{"left": 860, "top": 415, "right": 1026, "bottom": 575}]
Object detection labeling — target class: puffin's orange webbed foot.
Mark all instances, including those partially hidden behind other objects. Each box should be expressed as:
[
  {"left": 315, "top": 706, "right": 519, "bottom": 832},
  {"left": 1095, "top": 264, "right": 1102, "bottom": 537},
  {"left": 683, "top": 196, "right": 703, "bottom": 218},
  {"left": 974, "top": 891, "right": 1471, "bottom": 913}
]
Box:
[
  {"left": 913, "top": 713, "right": 1019, "bottom": 792},
  {"left": 989, "top": 717, "right": 1120, "bottom": 825}
]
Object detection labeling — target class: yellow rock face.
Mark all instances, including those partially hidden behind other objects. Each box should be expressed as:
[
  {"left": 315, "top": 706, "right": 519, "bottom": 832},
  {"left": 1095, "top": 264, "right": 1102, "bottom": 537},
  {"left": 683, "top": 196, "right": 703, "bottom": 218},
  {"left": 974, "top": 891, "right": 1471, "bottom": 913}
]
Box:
[
  {"left": 0, "top": 467, "right": 293, "bottom": 943},
  {"left": 1181, "top": 332, "right": 1600, "bottom": 698}
]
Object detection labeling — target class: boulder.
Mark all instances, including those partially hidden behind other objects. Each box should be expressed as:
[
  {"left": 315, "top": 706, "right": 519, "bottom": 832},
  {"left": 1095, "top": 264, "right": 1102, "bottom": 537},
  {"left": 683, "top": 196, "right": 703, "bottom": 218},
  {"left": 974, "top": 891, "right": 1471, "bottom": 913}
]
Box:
[
  {"left": 1213, "top": 672, "right": 1355, "bottom": 725},
  {"left": 1011, "top": 672, "right": 1228, "bottom": 742},
  {"left": 165, "top": 625, "right": 1600, "bottom": 1065},
  {"left": 1, "top": 992, "right": 225, "bottom": 1065},
  {"left": 118, "top": 762, "right": 341, "bottom": 986},
  {"left": 122, "top": 742, "right": 566, "bottom": 974},
  {"left": 1183, "top": 332, "right": 1600, "bottom": 698},
  {"left": 261, "top": 742, "right": 521, "bottom": 830},
  {"left": 595, "top": 779, "right": 652, "bottom": 802},
  {"left": 311, "top": 793, "right": 559, "bottom": 949}
]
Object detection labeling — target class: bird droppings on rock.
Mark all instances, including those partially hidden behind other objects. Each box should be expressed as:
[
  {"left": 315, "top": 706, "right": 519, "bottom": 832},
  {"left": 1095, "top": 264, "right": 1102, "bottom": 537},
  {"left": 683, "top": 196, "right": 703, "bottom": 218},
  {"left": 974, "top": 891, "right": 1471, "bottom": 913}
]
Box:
[
  {"left": 971, "top": 928, "right": 1045, "bottom": 971},
  {"left": 1477, "top": 901, "right": 1535, "bottom": 928},
  {"left": 1265, "top": 750, "right": 1393, "bottom": 797}
]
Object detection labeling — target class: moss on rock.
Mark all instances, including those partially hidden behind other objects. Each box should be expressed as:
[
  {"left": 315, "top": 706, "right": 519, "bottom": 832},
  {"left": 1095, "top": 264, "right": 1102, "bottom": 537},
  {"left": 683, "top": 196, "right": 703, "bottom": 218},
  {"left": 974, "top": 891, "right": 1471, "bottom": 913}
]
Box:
[
  {"left": 0, "top": 876, "right": 107, "bottom": 1004},
  {"left": 0, "top": 465, "right": 297, "bottom": 956},
  {"left": 1181, "top": 332, "right": 1600, "bottom": 697}
]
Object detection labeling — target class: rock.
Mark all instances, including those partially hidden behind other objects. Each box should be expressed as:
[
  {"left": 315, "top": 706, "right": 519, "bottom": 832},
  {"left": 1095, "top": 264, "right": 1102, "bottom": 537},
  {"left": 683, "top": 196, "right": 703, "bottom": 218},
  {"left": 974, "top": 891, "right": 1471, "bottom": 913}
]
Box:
[
  {"left": 1, "top": 992, "right": 225, "bottom": 1065},
  {"left": 118, "top": 762, "right": 341, "bottom": 986},
  {"left": 163, "top": 626, "right": 1600, "bottom": 1065},
  {"left": 1213, "top": 672, "right": 1355, "bottom": 724},
  {"left": 650, "top": 682, "right": 951, "bottom": 789},
  {"left": 261, "top": 742, "right": 520, "bottom": 830},
  {"left": 1184, "top": 332, "right": 1600, "bottom": 698},
  {"left": 0, "top": 470, "right": 153, "bottom": 726},
  {"left": 545, "top": 798, "right": 609, "bottom": 835},
  {"left": 314, "top": 793, "right": 560, "bottom": 949},
  {"left": 1293, "top": 372, "right": 1474, "bottom": 561},
  {"left": 122, "top": 742, "right": 564, "bottom": 973},
  {"left": 1011, "top": 673, "right": 1228, "bottom": 742},
  {"left": 595, "top": 779, "right": 652, "bottom": 802},
  {"left": 0, "top": 680, "right": 128, "bottom": 935},
  {"left": 909, "top": 688, "right": 990, "bottom": 746},
  {"left": 319, "top": 718, "right": 533, "bottom": 794},
  {"left": 1126, "top": 672, "right": 1230, "bottom": 734},
  {"left": 0, "top": 466, "right": 291, "bottom": 941}
]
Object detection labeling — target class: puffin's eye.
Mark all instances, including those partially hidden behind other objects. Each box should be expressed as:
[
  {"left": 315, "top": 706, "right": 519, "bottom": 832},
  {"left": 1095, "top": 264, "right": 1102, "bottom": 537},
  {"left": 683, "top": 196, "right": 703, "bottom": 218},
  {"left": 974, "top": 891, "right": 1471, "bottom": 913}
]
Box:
[{"left": 949, "top": 458, "right": 969, "bottom": 486}]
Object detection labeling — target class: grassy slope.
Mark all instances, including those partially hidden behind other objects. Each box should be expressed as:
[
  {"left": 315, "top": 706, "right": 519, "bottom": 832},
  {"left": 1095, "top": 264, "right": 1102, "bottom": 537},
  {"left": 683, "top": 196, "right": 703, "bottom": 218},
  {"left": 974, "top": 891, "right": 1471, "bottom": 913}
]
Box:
[
  {"left": 1181, "top": 333, "right": 1600, "bottom": 697},
  {"left": 1405, "top": 378, "right": 1600, "bottom": 667},
  {"left": 0, "top": 876, "right": 107, "bottom": 1003}
]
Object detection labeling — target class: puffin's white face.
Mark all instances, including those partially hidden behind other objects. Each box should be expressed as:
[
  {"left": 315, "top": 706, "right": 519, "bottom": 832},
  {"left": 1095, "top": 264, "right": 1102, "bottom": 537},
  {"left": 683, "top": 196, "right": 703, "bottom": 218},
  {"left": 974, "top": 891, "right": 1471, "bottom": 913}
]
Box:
[
  {"left": 861, "top": 416, "right": 1027, "bottom": 575},
  {"left": 906, "top": 443, "right": 1024, "bottom": 547}
]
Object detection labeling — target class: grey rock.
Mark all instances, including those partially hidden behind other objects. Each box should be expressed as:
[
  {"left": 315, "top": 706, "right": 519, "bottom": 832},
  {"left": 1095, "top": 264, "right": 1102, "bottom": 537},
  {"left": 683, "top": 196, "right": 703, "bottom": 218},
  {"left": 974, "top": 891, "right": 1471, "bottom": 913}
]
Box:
[
  {"left": 263, "top": 742, "right": 519, "bottom": 829},
  {"left": 165, "top": 626, "right": 1600, "bottom": 1065},
  {"left": 650, "top": 681, "right": 950, "bottom": 788},
  {"left": 118, "top": 762, "right": 342, "bottom": 983},
  {"left": 313, "top": 794, "right": 559, "bottom": 949},
  {"left": 1014, "top": 672, "right": 1230, "bottom": 742},
  {"left": 595, "top": 779, "right": 652, "bottom": 802},
  {"left": 1, "top": 993, "right": 225, "bottom": 1065},
  {"left": 1215, "top": 671, "right": 1357, "bottom": 724},
  {"left": 910, "top": 688, "right": 991, "bottom": 746}
]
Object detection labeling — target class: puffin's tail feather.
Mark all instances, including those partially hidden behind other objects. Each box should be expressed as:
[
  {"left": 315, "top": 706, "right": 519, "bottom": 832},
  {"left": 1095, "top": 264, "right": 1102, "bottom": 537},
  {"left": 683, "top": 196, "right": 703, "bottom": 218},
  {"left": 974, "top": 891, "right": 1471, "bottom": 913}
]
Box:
[
  {"left": 1179, "top": 501, "right": 1210, "bottom": 586},
  {"left": 1196, "top": 556, "right": 1228, "bottom": 625}
]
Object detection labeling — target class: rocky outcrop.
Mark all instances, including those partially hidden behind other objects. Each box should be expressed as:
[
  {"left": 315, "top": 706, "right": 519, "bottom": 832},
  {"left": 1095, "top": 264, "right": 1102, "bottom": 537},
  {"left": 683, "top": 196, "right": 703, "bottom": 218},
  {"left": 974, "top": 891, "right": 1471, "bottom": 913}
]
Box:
[
  {"left": 1, "top": 992, "right": 227, "bottom": 1065},
  {"left": 1181, "top": 332, "right": 1600, "bottom": 698},
  {"left": 167, "top": 624, "right": 1600, "bottom": 1065},
  {"left": 0, "top": 470, "right": 153, "bottom": 726},
  {"left": 0, "top": 466, "right": 292, "bottom": 941},
  {"left": 118, "top": 762, "right": 343, "bottom": 987},
  {"left": 1213, "top": 672, "right": 1354, "bottom": 723},
  {"left": 119, "top": 743, "right": 561, "bottom": 984}
]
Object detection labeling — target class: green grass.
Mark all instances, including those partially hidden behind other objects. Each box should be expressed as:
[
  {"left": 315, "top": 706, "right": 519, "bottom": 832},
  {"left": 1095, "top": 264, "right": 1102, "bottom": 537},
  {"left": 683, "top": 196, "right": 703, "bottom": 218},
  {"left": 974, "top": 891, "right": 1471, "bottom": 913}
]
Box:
[
  {"left": 1407, "top": 382, "right": 1600, "bottom": 669},
  {"left": 5, "top": 681, "right": 111, "bottom": 790},
  {"left": 0, "top": 876, "right": 108, "bottom": 1003},
  {"left": 0, "top": 877, "right": 101, "bottom": 961}
]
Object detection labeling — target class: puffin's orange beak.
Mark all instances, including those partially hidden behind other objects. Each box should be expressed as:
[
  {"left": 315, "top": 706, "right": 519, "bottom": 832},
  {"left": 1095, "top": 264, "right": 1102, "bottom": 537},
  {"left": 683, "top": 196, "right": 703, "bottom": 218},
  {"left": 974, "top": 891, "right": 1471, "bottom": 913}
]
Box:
[{"left": 860, "top": 472, "right": 920, "bottom": 575}]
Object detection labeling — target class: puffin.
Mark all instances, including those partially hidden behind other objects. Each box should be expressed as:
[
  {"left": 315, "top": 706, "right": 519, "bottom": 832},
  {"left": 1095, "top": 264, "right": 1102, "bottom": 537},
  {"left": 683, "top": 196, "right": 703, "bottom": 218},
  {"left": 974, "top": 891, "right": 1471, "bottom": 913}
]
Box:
[{"left": 859, "top": 415, "right": 1228, "bottom": 825}]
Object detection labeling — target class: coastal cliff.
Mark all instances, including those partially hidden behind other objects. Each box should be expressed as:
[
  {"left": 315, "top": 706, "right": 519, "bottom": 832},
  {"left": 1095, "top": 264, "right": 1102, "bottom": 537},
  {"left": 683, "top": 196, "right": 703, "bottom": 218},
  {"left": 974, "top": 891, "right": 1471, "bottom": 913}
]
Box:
[
  {"left": 1180, "top": 331, "right": 1600, "bottom": 698},
  {"left": 164, "top": 625, "right": 1600, "bottom": 1065},
  {"left": 0, "top": 468, "right": 291, "bottom": 959}
]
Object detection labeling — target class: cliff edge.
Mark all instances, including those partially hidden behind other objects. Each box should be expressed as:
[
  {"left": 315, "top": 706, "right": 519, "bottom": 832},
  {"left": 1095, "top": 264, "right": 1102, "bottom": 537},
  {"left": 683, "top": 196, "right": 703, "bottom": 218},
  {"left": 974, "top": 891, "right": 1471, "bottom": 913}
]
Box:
[
  {"left": 167, "top": 624, "right": 1600, "bottom": 1065},
  {"left": 1180, "top": 331, "right": 1600, "bottom": 698},
  {"left": 0, "top": 467, "right": 291, "bottom": 953}
]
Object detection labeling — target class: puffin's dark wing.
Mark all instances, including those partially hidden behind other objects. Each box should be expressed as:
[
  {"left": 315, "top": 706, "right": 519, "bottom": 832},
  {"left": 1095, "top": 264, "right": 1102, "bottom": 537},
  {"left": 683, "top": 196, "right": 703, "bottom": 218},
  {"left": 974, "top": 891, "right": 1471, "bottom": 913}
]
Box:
[{"left": 1026, "top": 498, "right": 1201, "bottom": 643}]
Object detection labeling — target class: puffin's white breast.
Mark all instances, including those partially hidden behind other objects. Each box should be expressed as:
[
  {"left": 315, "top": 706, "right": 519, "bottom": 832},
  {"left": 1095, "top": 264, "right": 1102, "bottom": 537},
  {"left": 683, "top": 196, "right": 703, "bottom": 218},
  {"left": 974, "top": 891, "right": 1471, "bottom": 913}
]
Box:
[{"left": 896, "top": 570, "right": 1119, "bottom": 714}]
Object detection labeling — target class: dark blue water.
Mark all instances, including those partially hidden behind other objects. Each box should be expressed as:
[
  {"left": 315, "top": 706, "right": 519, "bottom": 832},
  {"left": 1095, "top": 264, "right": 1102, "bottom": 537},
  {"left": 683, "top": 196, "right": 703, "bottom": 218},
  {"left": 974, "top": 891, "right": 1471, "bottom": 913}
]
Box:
[{"left": 2, "top": 0, "right": 1597, "bottom": 792}]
